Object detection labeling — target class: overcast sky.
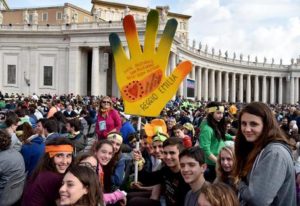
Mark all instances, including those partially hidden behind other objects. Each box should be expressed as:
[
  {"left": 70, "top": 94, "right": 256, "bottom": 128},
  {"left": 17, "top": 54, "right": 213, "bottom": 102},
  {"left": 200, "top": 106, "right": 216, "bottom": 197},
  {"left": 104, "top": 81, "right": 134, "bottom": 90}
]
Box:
[{"left": 7, "top": 0, "right": 300, "bottom": 64}]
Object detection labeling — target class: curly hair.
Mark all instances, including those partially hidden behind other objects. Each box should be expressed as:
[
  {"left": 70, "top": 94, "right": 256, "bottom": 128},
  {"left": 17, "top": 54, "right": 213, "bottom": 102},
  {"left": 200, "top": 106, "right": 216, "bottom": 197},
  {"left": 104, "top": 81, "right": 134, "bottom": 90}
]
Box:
[{"left": 0, "top": 129, "right": 11, "bottom": 150}]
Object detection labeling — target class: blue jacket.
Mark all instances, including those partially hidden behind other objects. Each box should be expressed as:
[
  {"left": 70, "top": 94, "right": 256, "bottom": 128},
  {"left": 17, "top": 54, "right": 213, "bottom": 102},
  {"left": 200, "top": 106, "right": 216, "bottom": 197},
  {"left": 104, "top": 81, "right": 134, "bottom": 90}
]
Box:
[
  {"left": 20, "top": 136, "right": 45, "bottom": 176},
  {"left": 120, "top": 121, "right": 136, "bottom": 144},
  {"left": 45, "top": 133, "right": 61, "bottom": 143}
]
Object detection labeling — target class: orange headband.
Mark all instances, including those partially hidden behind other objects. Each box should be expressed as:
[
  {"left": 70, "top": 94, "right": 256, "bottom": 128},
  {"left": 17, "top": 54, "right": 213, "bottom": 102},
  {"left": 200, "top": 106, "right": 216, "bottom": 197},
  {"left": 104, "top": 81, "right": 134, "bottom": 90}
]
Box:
[{"left": 45, "top": 145, "right": 74, "bottom": 158}]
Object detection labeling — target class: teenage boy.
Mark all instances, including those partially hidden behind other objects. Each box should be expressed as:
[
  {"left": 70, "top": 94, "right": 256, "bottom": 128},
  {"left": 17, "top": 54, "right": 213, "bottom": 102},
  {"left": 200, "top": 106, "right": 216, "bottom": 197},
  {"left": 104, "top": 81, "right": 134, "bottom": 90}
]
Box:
[
  {"left": 65, "top": 118, "right": 85, "bottom": 154},
  {"left": 179, "top": 147, "right": 209, "bottom": 206},
  {"left": 173, "top": 124, "right": 192, "bottom": 148},
  {"left": 128, "top": 137, "right": 191, "bottom": 206}
]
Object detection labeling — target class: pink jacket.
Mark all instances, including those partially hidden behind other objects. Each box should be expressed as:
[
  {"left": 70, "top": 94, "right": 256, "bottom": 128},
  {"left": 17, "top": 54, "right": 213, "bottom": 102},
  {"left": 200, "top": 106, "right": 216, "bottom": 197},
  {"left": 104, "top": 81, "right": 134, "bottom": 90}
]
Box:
[
  {"left": 104, "top": 190, "right": 126, "bottom": 205},
  {"left": 95, "top": 109, "right": 121, "bottom": 139}
]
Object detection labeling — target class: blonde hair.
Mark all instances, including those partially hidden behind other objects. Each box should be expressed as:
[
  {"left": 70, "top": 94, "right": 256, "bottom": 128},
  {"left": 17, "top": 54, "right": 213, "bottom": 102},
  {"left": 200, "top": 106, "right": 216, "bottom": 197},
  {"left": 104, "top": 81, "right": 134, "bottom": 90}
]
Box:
[
  {"left": 216, "top": 146, "right": 236, "bottom": 184},
  {"left": 99, "top": 96, "right": 113, "bottom": 112},
  {"left": 200, "top": 182, "right": 239, "bottom": 206}
]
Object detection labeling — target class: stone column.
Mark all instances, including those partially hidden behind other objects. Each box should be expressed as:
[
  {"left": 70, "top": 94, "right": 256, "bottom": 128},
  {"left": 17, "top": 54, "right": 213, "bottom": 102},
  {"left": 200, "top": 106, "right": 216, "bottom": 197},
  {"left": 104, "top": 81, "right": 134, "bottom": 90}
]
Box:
[
  {"left": 168, "top": 52, "right": 175, "bottom": 76},
  {"left": 230, "top": 73, "right": 236, "bottom": 102},
  {"left": 217, "top": 71, "right": 222, "bottom": 102},
  {"left": 262, "top": 76, "right": 267, "bottom": 103},
  {"left": 98, "top": 49, "right": 107, "bottom": 96},
  {"left": 254, "top": 75, "right": 259, "bottom": 101},
  {"left": 224, "top": 72, "right": 229, "bottom": 102},
  {"left": 204, "top": 68, "right": 208, "bottom": 101},
  {"left": 191, "top": 64, "right": 195, "bottom": 80},
  {"left": 196, "top": 66, "right": 202, "bottom": 100},
  {"left": 278, "top": 77, "right": 283, "bottom": 104},
  {"left": 246, "top": 74, "right": 251, "bottom": 103},
  {"left": 179, "top": 56, "right": 184, "bottom": 96},
  {"left": 91, "top": 47, "right": 99, "bottom": 96},
  {"left": 270, "top": 76, "right": 275, "bottom": 104},
  {"left": 111, "top": 57, "right": 120, "bottom": 97},
  {"left": 68, "top": 46, "right": 81, "bottom": 94},
  {"left": 170, "top": 52, "right": 177, "bottom": 100},
  {"left": 29, "top": 47, "right": 38, "bottom": 94},
  {"left": 295, "top": 77, "right": 299, "bottom": 104},
  {"left": 239, "top": 74, "right": 243, "bottom": 102},
  {"left": 290, "top": 76, "right": 295, "bottom": 104},
  {"left": 209, "top": 69, "right": 215, "bottom": 101}
]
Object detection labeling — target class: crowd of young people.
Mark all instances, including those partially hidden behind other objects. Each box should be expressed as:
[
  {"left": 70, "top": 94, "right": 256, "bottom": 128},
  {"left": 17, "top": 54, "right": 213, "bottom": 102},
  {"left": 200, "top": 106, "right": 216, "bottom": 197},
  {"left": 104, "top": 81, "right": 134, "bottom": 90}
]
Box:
[{"left": 0, "top": 92, "right": 298, "bottom": 206}]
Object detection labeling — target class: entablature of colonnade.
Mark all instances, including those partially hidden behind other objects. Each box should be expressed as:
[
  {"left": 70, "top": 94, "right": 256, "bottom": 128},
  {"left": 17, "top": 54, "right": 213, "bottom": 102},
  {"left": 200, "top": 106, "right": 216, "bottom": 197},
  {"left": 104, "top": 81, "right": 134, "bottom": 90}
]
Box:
[
  {"left": 2, "top": 21, "right": 300, "bottom": 78},
  {"left": 0, "top": 21, "right": 169, "bottom": 50},
  {"left": 172, "top": 37, "right": 300, "bottom": 77}
]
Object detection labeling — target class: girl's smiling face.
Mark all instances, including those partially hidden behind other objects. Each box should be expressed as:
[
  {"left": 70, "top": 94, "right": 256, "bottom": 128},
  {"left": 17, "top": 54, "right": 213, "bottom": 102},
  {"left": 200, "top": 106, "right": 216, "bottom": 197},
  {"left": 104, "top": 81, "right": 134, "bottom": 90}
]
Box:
[
  {"left": 59, "top": 172, "right": 88, "bottom": 205},
  {"left": 95, "top": 143, "right": 113, "bottom": 166}
]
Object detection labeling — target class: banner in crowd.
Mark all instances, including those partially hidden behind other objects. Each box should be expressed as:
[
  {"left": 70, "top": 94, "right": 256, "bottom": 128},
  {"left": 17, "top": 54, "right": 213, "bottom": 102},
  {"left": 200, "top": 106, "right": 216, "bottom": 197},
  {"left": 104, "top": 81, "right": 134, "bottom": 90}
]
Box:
[
  {"left": 186, "top": 79, "right": 195, "bottom": 98},
  {"left": 109, "top": 10, "right": 192, "bottom": 116}
]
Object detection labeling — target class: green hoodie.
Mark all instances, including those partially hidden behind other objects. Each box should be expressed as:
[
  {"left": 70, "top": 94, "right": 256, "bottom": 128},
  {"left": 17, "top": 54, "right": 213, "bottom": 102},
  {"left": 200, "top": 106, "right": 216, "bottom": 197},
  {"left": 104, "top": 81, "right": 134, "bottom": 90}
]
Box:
[{"left": 199, "top": 120, "right": 232, "bottom": 166}]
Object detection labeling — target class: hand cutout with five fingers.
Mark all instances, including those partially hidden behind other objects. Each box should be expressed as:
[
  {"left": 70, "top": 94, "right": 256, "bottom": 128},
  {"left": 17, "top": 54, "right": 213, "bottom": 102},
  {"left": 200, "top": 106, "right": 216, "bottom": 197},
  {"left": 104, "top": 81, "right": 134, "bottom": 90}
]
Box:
[{"left": 109, "top": 10, "right": 192, "bottom": 116}]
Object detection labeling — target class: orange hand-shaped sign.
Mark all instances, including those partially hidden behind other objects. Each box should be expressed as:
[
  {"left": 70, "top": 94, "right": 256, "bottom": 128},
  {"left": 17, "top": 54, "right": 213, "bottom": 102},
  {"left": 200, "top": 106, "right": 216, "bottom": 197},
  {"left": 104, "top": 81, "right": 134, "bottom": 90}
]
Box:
[{"left": 109, "top": 10, "right": 192, "bottom": 117}]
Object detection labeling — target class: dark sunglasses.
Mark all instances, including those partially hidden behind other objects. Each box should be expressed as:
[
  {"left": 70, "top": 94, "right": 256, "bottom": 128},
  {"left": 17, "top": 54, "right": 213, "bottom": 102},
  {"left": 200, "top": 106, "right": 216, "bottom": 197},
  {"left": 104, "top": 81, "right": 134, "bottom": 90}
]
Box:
[{"left": 102, "top": 101, "right": 111, "bottom": 104}]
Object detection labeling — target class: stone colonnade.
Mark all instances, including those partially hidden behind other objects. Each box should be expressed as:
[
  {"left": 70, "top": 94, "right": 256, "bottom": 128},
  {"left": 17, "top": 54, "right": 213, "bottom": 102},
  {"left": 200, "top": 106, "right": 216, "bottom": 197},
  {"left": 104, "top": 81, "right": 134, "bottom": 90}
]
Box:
[
  {"left": 71, "top": 47, "right": 300, "bottom": 105},
  {"left": 166, "top": 52, "right": 300, "bottom": 104}
]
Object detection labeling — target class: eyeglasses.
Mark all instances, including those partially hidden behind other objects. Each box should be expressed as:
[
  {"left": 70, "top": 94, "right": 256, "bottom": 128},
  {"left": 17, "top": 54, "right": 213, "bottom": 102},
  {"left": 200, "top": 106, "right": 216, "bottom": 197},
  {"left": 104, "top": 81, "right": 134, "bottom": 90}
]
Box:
[{"left": 102, "top": 101, "right": 111, "bottom": 104}]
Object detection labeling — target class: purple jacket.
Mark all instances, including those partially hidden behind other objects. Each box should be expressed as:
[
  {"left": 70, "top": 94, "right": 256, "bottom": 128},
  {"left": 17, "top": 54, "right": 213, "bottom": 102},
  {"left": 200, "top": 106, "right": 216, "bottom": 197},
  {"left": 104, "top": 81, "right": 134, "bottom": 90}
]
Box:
[{"left": 22, "top": 171, "right": 63, "bottom": 206}]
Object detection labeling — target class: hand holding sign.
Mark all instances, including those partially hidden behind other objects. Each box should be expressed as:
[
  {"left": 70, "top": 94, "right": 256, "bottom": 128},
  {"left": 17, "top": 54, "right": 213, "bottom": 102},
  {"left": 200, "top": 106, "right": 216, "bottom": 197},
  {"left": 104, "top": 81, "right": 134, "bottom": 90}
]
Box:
[{"left": 109, "top": 10, "right": 192, "bottom": 116}]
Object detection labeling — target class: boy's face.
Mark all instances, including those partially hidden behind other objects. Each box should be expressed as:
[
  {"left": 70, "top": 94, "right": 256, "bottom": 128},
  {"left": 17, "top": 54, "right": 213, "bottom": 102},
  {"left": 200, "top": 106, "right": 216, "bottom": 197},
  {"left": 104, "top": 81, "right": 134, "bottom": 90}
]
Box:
[
  {"left": 180, "top": 156, "right": 206, "bottom": 185},
  {"left": 174, "top": 129, "right": 185, "bottom": 138},
  {"left": 35, "top": 122, "right": 44, "bottom": 135},
  {"left": 163, "top": 145, "right": 180, "bottom": 169},
  {"left": 66, "top": 123, "right": 72, "bottom": 133},
  {"left": 152, "top": 141, "right": 164, "bottom": 159},
  {"left": 140, "top": 138, "right": 153, "bottom": 154}
]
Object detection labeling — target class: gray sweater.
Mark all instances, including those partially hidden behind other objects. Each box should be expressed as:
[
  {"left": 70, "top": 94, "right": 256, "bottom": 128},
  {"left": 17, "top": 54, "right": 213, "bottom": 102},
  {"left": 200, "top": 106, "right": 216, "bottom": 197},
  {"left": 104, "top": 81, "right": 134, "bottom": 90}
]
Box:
[
  {"left": 0, "top": 148, "right": 26, "bottom": 205},
  {"left": 238, "top": 142, "right": 297, "bottom": 206}
]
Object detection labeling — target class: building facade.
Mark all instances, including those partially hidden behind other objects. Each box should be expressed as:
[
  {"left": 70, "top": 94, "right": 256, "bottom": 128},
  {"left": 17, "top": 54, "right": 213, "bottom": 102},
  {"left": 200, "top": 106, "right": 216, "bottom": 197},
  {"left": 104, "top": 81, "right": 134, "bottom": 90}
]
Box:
[
  {"left": 0, "top": 0, "right": 8, "bottom": 10},
  {"left": 0, "top": 0, "right": 299, "bottom": 104}
]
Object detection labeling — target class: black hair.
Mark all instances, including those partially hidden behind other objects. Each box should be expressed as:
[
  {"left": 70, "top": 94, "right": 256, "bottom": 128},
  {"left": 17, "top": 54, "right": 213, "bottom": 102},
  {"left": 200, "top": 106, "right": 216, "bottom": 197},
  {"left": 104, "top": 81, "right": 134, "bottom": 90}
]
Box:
[
  {"left": 5, "top": 111, "right": 19, "bottom": 127},
  {"left": 67, "top": 118, "right": 81, "bottom": 132},
  {"left": 206, "top": 102, "right": 226, "bottom": 140},
  {"left": 179, "top": 146, "right": 205, "bottom": 165},
  {"left": 44, "top": 119, "right": 58, "bottom": 133},
  {"left": 0, "top": 129, "right": 11, "bottom": 150},
  {"left": 163, "top": 137, "right": 184, "bottom": 153}
]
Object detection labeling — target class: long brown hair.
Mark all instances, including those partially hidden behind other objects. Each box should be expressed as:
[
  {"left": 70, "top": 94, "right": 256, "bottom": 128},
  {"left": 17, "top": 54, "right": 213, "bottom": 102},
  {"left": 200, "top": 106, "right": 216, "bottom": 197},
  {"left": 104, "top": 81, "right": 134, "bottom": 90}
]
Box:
[
  {"left": 233, "top": 102, "right": 290, "bottom": 179},
  {"left": 200, "top": 182, "right": 239, "bottom": 206},
  {"left": 92, "top": 140, "right": 114, "bottom": 192},
  {"left": 64, "top": 165, "right": 104, "bottom": 206},
  {"left": 206, "top": 102, "right": 226, "bottom": 140},
  {"left": 20, "top": 122, "right": 35, "bottom": 143},
  {"left": 30, "top": 137, "right": 74, "bottom": 181}
]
